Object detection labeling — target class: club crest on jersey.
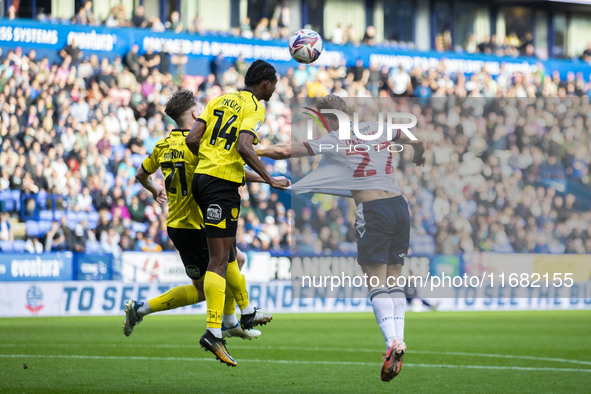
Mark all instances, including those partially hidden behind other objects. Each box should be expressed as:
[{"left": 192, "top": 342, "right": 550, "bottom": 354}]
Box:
[{"left": 207, "top": 204, "right": 222, "bottom": 221}]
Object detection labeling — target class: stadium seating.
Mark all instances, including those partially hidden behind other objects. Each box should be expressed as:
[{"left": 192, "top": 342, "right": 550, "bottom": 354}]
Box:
[{"left": 0, "top": 33, "right": 589, "bottom": 255}]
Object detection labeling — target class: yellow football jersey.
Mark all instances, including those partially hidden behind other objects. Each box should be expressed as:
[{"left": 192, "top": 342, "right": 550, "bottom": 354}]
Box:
[
  {"left": 195, "top": 90, "right": 265, "bottom": 183},
  {"left": 142, "top": 130, "right": 204, "bottom": 229}
]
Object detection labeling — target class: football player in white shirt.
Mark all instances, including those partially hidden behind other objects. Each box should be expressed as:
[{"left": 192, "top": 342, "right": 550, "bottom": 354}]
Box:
[{"left": 258, "top": 94, "right": 425, "bottom": 381}]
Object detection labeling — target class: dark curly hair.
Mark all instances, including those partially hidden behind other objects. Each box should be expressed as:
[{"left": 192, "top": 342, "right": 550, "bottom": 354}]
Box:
[
  {"left": 164, "top": 89, "right": 197, "bottom": 124},
  {"left": 245, "top": 60, "right": 277, "bottom": 87}
]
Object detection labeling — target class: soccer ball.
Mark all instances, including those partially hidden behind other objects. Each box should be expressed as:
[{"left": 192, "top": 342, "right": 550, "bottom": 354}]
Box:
[{"left": 289, "top": 29, "right": 324, "bottom": 64}]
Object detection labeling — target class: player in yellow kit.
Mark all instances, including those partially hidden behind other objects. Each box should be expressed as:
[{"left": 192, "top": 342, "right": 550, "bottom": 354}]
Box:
[
  {"left": 186, "top": 60, "right": 290, "bottom": 366},
  {"left": 124, "top": 89, "right": 270, "bottom": 342}
]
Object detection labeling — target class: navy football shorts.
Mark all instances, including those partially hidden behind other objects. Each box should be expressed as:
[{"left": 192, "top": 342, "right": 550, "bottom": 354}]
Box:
[{"left": 355, "top": 195, "right": 410, "bottom": 265}]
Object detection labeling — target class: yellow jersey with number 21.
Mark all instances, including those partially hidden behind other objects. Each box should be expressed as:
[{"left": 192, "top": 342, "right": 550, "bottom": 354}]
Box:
[
  {"left": 195, "top": 90, "right": 264, "bottom": 184},
  {"left": 142, "top": 129, "right": 204, "bottom": 229}
]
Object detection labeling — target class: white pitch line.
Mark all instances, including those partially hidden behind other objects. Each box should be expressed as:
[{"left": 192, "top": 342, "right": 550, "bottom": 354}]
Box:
[
  {"left": 411, "top": 350, "right": 591, "bottom": 366},
  {"left": 1, "top": 354, "right": 590, "bottom": 373},
  {"left": 2, "top": 343, "right": 591, "bottom": 367}
]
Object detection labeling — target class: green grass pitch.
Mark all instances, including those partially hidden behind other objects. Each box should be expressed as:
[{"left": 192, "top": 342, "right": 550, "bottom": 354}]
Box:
[{"left": 1, "top": 311, "right": 590, "bottom": 393}]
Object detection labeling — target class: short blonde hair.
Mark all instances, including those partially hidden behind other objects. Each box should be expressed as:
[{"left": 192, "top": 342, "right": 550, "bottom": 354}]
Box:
[{"left": 315, "top": 94, "right": 349, "bottom": 122}]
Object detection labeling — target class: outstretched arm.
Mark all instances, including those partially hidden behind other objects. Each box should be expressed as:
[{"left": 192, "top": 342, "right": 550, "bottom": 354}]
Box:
[
  {"left": 245, "top": 169, "right": 290, "bottom": 186},
  {"left": 256, "top": 143, "right": 311, "bottom": 159},
  {"left": 238, "top": 132, "right": 291, "bottom": 190},
  {"left": 245, "top": 169, "right": 265, "bottom": 182}
]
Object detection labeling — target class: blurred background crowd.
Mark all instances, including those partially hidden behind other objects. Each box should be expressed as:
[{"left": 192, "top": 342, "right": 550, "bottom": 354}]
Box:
[
  {"left": 291, "top": 96, "right": 591, "bottom": 256},
  {"left": 0, "top": 11, "right": 590, "bottom": 255}
]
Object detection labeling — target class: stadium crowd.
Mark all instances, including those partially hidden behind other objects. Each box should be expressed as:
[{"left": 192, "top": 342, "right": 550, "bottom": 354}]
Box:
[
  {"left": 0, "top": 38, "right": 590, "bottom": 255},
  {"left": 26, "top": 0, "right": 559, "bottom": 60}
]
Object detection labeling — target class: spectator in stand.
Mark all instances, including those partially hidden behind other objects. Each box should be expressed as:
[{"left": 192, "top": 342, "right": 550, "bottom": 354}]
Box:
[
  {"left": 139, "top": 46, "right": 160, "bottom": 73},
  {"left": 25, "top": 235, "right": 44, "bottom": 253},
  {"left": 519, "top": 32, "right": 534, "bottom": 55},
  {"left": 74, "top": 7, "right": 87, "bottom": 24},
  {"left": 45, "top": 219, "right": 67, "bottom": 251},
  {"left": 171, "top": 48, "right": 188, "bottom": 79},
  {"left": 148, "top": 16, "right": 165, "bottom": 32},
  {"left": 210, "top": 53, "right": 228, "bottom": 84},
  {"left": 112, "top": 197, "right": 131, "bottom": 220},
  {"left": 0, "top": 212, "right": 13, "bottom": 244},
  {"left": 234, "top": 54, "right": 248, "bottom": 77},
  {"left": 239, "top": 17, "right": 253, "bottom": 39},
  {"left": 59, "top": 39, "right": 82, "bottom": 65},
  {"left": 141, "top": 233, "right": 162, "bottom": 252},
  {"left": 22, "top": 172, "right": 40, "bottom": 194},
  {"left": 32, "top": 163, "right": 49, "bottom": 191},
  {"left": 105, "top": 6, "right": 120, "bottom": 27},
  {"left": 132, "top": 5, "right": 148, "bottom": 28},
  {"left": 344, "top": 24, "right": 358, "bottom": 45},
  {"left": 362, "top": 25, "right": 377, "bottom": 46},
  {"left": 7, "top": 5, "right": 16, "bottom": 20},
  {"left": 254, "top": 18, "right": 271, "bottom": 40},
  {"left": 273, "top": 0, "right": 290, "bottom": 28},
  {"left": 94, "top": 186, "right": 114, "bottom": 211},
  {"left": 188, "top": 13, "right": 204, "bottom": 35},
  {"left": 72, "top": 187, "right": 93, "bottom": 212},
  {"left": 464, "top": 34, "right": 478, "bottom": 53},
  {"left": 269, "top": 19, "right": 281, "bottom": 39},
  {"left": 101, "top": 228, "right": 121, "bottom": 255},
  {"left": 167, "top": 10, "right": 184, "bottom": 33},
  {"left": 82, "top": 1, "right": 97, "bottom": 25},
  {"left": 67, "top": 224, "right": 87, "bottom": 252},
  {"left": 0, "top": 169, "right": 10, "bottom": 190},
  {"left": 124, "top": 44, "right": 141, "bottom": 78},
  {"left": 0, "top": 40, "right": 590, "bottom": 256},
  {"left": 582, "top": 43, "right": 591, "bottom": 64},
  {"left": 389, "top": 65, "right": 411, "bottom": 96},
  {"left": 332, "top": 23, "right": 344, "bottom": 45},
  {"left": 128, "top": 196, "right": 146, "bottom": 223},
  {"left": 478, "top": 35, "right": 492, "bottom": 55}
]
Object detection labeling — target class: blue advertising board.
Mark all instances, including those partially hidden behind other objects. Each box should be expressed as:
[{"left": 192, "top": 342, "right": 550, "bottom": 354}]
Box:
[
  {"left": 0, "top": 19, "right": 590, "bottom": 80},
  {"left": 74, "top": 253, "right": 113, "bottom": 281},
  {"left": 0, "top": 252, "right": 73, "bottom": 281}
]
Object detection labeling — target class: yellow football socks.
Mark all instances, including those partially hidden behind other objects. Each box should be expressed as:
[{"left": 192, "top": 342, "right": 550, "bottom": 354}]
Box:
[
  {"left": 204, "top": 271, "right": 226, "bottom": 329},
  {"left": 225, "top": 259, "right": 249, "bottom": 310},
  {"left": 148, "top": 284, "right": 201, "bottom": 312},
  {"left": 223, "top": 286, "right": 237, "bottom": 315}
]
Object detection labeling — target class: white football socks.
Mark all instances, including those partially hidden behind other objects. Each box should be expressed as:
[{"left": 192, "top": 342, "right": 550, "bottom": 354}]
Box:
[
  {"left": 222, "top": 313, "right": 239, "bottom": 328},
  {"left": 207, "top": 327, "right": 222, "bottom": 338},
  {"left": 389, "top": 286, "right": 406, "bottom": 341},
  {"left": 241, "top": 303, "right": 255, "bottom": 315},
  {"left": 369, "top": 287, "right": 397, "bottom": 349},
  {"left": 137, "top": 301, "right": 151, "bottom": 317}
]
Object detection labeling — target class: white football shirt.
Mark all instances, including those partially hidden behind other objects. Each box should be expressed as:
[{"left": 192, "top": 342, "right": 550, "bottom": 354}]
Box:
[{"left": 292, "top": 121, "right": 402, "bottom": 197}]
